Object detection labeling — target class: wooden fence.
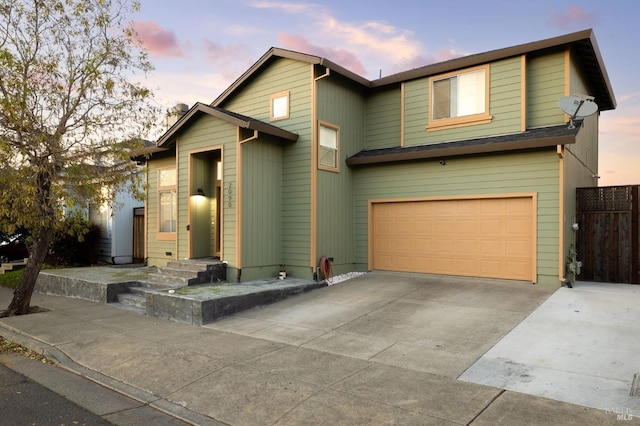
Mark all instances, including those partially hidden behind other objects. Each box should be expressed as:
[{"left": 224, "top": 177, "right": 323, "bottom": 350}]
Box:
[{"left": 576, "top": 185, "right": 639, "bottom": 284}]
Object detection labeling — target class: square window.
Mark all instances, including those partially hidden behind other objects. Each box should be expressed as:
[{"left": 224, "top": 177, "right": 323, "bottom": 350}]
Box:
[
  {"left": 158, "top": 168, "right": 176, "bottom": 187},
  {"left": 270, "top": 91, "right": 289, "bottom": 121},
  {"left": 318, "top": 122, "right": 339, "bottom": 171},
  {"left": 427, "top": 65, "right": 491, "bottom": 130}
]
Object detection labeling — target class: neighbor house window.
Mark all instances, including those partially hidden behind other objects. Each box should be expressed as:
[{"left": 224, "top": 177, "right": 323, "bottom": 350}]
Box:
[
  {"left": 427, "top": 65, "right": 491, "bottom": 130},
  {"left": 270, "top": 91, "right": 289, "bottom": 121},
  {"left": 318, "top": 121, "right": 339, "bottom": 172},
  {"left": 158, "top": 168, "right": 177, "bottom": 238}
]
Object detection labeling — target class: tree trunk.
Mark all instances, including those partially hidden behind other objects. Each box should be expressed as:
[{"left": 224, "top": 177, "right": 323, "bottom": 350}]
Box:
[{"left": 1, "top": 226, "right": 54, "bottom": 317}]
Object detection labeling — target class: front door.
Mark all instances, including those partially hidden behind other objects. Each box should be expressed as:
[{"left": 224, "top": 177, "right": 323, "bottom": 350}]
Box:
[{"left": 189, "top": 150, "right": 221, "bottom": 259}]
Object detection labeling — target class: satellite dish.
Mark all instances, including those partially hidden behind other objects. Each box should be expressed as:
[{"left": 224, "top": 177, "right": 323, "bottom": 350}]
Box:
[{"left": 558, "top": 95, "right": 599, "bottom": 129}]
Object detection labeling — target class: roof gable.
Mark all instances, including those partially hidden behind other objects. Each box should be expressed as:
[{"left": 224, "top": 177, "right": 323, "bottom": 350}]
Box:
[
  {"left": 157, "top": 102, "right": 298, "bottom": 148},
  {"left": 212, "top": 48, "right": 370, "bottom": 108}
]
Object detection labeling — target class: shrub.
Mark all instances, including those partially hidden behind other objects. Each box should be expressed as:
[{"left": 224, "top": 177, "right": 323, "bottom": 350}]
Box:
[{"left": 46, "top": 216, "right": 102, "bottom": 266}]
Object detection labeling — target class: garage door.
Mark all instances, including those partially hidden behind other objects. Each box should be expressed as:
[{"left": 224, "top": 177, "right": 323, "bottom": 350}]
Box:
[{"left": 371, "top": 196, "right": 535, "bottom": 281}]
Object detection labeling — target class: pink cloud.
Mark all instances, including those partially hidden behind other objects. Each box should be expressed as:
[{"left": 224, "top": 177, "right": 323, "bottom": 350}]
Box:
[
  {"left": 550, "top": 6, "right": 597, "bottom": 29},
  {"left": 277, "top": 33, "right": 367, "bottom": 77},
  {"left": 201, "top": 40, "right": 254, "bottom": 80},
  {"left": 131, "top": 21, "right": 184, "bottom": 57}
]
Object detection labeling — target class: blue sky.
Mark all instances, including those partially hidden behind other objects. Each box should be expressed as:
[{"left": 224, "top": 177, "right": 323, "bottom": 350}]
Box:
[{"left": 133, "top": 0, "right": 639, "bottom": 186}]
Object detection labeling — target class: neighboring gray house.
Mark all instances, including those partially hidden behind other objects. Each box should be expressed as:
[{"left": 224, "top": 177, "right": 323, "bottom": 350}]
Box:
[{"left": 88, "top": 187, "right": 144, "bottom": 264}]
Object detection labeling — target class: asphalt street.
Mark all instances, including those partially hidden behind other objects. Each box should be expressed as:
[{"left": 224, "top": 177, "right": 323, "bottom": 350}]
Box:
[
  {"left": 0, "top": 361, "right": 112, "bottom": 425},
  {"left": 0, "top": 352, "right": 190, "bottom": 426}
]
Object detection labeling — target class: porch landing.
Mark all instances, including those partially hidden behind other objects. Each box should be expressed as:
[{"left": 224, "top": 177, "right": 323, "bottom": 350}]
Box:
[{"left": 35, "top": 264, "right": 326, "bottom": 326}]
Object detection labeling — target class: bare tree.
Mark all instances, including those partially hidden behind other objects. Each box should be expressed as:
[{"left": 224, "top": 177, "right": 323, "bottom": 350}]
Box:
[{"left": 0, "top": 0, "right": 158, "bottom": 316}]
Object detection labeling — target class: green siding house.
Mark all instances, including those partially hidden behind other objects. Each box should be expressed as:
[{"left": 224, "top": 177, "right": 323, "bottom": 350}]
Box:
[{"left": 140, "top": 29, "right": 615, "bottom": 287}]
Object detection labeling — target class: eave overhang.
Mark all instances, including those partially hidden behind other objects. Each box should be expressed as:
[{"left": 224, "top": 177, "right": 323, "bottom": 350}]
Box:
[
  {"left": 157, "top": 102, "right": 298, "bottom": 148},
  {"left": 346, "top": 124, "right": 581, "bottom": 167}
]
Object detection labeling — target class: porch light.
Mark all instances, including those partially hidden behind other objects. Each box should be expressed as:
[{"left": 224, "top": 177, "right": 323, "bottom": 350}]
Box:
[{"left": 196, "top": 188, "right": 205, "bottom": 197}]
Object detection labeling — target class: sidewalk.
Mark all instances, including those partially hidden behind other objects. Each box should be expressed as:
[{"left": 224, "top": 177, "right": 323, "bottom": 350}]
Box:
[{"left": 0, "top": 283, "right": 626, "bottom": 425}]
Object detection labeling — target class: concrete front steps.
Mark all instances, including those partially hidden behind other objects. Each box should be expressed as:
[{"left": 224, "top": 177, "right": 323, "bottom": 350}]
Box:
[
  {"left": 35, "top": 264, "right": 326, "bottom": 325},
  {"left": 112, "top": 259, "right": 226, "bottom": 314}
]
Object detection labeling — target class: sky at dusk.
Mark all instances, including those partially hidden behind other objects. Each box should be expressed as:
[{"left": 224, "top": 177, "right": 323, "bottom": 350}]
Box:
[{"left": 132, "top": 0, "right": 639, "bottom": 187}]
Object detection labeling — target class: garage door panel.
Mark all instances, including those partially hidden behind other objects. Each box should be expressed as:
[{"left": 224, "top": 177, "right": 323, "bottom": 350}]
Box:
[
  {"left": 505, "top": 260, "right": 530, "bottom": 276},
  {"left": 456, "top": 201, "right": 479, "bottom": 216},
  {"left": 432, "top": 256, "right": 456, "bottom": 273},
  {"left": 506, "top": 198, "right": 532, "bottom": 213},
  {"left": 506, "top": 239, "right": 532, "bottom": 256},
  {"left": 480, "top": 239, "right": 505, "bottom": 254},
  {"left": 395, "top": 219, "right": 415, "bottom": 234},
  {"left": 372, "top": 197, "right": 534, "bottom": 281},
  {"left": 456, "top": 219, "right": 478, "bottom": 235},
  {"left": 457, "top": 258, "right": 481, "bottom": 275},
  {"left": 481, "top": 198, "right": 505, "bottom": 213},
  {"left": 455, "top": 238, "right": 480, "bottom": 254},
  {"left": 506, "top": 218, "right": 531, "bottom": 234},
  {"left": 414, "top": 237, "right": 433, "bottom": 253},
  {"left": 433, "top": 218, "right": 454, "bottom": 232},
  {"left": 433, "top": 238, "right": 455, "bottom": 253}
]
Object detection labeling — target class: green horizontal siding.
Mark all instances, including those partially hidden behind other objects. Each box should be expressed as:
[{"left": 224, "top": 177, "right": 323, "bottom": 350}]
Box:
[
  {"left": 403, "top": 78, "right": 429, "bottom": 147},
  {"left": 364, "top": 87, "right": 401, "bottom": 149},
  {"left": 242, "top": 136, "right": 282, "bottom": 272},
  {"left": 527, "top": 51, "right": 565, "bottom": 128},
  {"left": 354, "top": 150, "right": 561, "bottom": 285},
  {"left": 316, "top": 75, "right": 365, "bottom": 273},
  {"left": 220, "top": 58, "right": 313, "bottom": 273}
]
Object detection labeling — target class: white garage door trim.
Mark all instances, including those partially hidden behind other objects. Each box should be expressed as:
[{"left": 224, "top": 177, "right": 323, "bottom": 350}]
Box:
[{"left": 368, "top": 193, "right": 537, "bottom": 282}]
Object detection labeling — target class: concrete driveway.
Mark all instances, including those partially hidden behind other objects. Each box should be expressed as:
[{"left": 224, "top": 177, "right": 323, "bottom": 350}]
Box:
[
  {"left": 205, "top": 271, "right": 555, "bottom": 379},
  {"left": 460, "top": 280, "right": 640, "bottom": 415},
  {"left": 207, "top": 272, "right": 640, "bottom": 417}
]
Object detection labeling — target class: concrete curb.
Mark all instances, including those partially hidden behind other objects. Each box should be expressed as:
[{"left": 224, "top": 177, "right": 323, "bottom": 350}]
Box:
[{"left": 0, "top": 324, "right": 223, "bottom": 426}]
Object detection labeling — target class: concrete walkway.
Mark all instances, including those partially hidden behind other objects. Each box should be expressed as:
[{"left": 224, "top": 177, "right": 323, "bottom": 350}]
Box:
[{"left": 0, "top": 272, "right": 631, "bottom": 425}]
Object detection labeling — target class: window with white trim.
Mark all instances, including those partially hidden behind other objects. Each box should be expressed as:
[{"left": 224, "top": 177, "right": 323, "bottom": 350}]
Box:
[
  {"left": 428, "top": 65, "right": 491, "bottom": 130},
  {"left": 158, "top": 168, "right": 177, "bottom": 236},
  {"left": 270, "top": 91, "right": 289, "bottom": 121},
  {"left": 318, "top": 122, "right": 339, "bottom": 172}
]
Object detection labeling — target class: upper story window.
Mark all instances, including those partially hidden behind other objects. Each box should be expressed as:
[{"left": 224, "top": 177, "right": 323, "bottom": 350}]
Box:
[
  {"left": 158, "top": 168, "right": 177, "bottom": 238},
  {"left": 427, "top": 65, "right": 492, "bottom": 131},
  {"left": 270, "top": 91, "right": 289, "bottom": 121},
  {"left": 318, "top": 121, "right": 339, "bottom": 172}
]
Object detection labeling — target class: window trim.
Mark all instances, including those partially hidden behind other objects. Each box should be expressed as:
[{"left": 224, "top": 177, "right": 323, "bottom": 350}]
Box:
[
  {"left": 157, "top": 167, "right": 177, "bottom": 241},
  {"left": 426, "top": 64, "right": 492, "bottom": 131},
  {"left": 270, "top": 91, "right": 289, "bottom": 121},
  {"left": 317, "top": 121, "right": 340, "bottom": 173}
]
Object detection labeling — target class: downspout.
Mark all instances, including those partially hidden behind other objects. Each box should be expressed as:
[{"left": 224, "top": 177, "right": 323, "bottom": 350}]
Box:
[
  {"left": 310, "top": 66, "right": 331, "bottom": 279},
  {"left": 557, "top": 145, "right": 566, "bottom": 285}
]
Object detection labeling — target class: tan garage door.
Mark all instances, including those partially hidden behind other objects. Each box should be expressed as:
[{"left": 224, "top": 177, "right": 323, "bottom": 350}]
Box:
[{"left": 371, "top": 196, "right": 535, "bottom": 281}]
